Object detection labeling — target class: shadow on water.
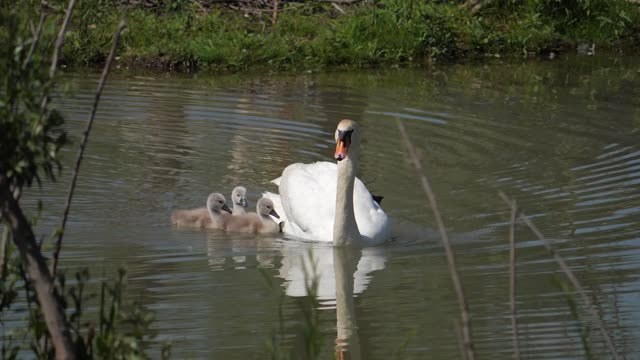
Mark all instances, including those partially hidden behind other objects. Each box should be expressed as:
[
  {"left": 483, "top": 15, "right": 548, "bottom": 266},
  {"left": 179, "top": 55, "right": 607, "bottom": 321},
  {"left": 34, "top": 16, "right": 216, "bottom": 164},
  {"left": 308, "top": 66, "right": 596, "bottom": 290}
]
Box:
[{"left": 9, "top": 54, "right": 639, "bottom": 358}]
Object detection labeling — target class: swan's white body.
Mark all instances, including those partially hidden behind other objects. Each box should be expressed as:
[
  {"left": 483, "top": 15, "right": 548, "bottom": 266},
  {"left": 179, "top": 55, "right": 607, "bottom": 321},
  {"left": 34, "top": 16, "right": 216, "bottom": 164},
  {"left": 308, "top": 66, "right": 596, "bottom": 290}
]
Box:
[
  {"left": 264, "top": 120, "right": 391, "bottom": 246},
  {"left": 264, "top": 161, "right": 390, "bottom": 245}
]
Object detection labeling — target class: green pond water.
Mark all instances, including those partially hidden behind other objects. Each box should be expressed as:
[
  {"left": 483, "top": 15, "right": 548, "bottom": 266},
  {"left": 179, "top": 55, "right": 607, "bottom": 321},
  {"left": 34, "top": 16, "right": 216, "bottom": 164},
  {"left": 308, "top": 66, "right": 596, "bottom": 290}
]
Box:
[{"left": 6, "top": 54, "right": 640, "bottom": 359}]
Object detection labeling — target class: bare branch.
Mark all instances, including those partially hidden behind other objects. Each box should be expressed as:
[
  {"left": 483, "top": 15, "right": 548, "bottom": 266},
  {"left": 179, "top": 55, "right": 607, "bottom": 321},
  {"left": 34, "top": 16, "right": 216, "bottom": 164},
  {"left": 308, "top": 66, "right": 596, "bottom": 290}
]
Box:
[
  {"left": 52, "top": 19, "right": 128, "bottom": 277},
  {"left": 48, "top": 0, "right": 76, "bottom": 79},
  {"left": 36, "top": 0, "right": 77, "bottom": 139},
  {"left": 396, "top": 119, "right": 475, "bottom": 360},
  {"left": 498, "top": 191, "right": 620, "bottom": 360},
  {"left": 508, "top": 198, "right": 520, "bottom": 360},
  {"left": 271, "top": 0, "right": 279, "bottom": 26},
  {"left": 1, "top": 226, "right": 9, "bottom": 281},
  {"left": 23, "top": 2, "right": 49, "bottom": 71},
  {"left": 331, "top": 3, "right": 346, "bottom": 14},
  {"left": 0, "top": 179, "right": 75, "bottom": 359}
]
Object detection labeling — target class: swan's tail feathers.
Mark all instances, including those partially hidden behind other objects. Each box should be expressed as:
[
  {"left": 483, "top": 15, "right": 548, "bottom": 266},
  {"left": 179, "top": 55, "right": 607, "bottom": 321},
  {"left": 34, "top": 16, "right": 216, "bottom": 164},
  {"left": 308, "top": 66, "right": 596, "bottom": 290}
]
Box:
[
  {"left": 271, "top": 177, "right": 282, "bottom": 186},
  {"left": 371, "top": 193, "right": 384, "bottom": 205}
]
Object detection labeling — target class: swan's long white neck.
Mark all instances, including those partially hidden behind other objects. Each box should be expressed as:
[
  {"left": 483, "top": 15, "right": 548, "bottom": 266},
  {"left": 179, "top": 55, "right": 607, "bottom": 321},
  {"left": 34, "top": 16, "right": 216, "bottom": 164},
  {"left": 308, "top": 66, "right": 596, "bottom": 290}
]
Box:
[{"left": 333, "top": 138, "right": 361, "bottom": 246}]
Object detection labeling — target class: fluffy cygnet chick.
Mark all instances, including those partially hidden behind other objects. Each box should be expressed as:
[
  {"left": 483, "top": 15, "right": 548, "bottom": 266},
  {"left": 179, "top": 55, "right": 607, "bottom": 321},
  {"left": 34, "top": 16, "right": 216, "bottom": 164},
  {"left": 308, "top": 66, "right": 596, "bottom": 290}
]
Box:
[
  {"left": 171, "top": 193, "right": 232, "bottom": 229},
  {"left": 223, "top": 198, "right": 280, "bottom": 234}
]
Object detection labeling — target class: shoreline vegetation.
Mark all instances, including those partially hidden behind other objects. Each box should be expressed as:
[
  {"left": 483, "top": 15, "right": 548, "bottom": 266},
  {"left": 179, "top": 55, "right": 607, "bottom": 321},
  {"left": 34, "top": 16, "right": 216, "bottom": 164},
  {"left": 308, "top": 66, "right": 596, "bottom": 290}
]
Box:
[{"left": 12, "top": 0, "right": 640, "bottom": 73}]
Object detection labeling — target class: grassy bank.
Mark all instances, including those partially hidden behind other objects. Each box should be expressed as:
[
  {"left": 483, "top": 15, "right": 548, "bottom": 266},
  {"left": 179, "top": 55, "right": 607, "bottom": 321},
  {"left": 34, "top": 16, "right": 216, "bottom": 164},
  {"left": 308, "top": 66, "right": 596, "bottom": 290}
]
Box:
[{"left": 13, "top": 0, "right": 640, "bottom": 72}]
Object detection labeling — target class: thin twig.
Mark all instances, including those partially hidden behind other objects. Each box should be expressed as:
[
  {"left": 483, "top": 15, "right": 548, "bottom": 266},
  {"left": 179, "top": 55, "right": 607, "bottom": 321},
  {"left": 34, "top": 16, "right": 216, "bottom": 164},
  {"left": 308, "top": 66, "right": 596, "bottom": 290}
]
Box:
[
  {"left": 193, "top": 0, "right": 209, "bottom": 15},
  {"left": 19, "top": 264, "right": 49, "bottom": 356},
  {"left": 52, "top": 19, "right": 127, "bottom": 277},
  {"left": 452, "top": 318, "right": 467, "bottom": 360},
  {"left": 470, "top": 0, "right": 495, "bottom": 15},
  {"left": 508, "top": 198, "right": 520, "bottom": 360},
  {"left": 271, "top": 0, "right": 279, "bottom": 26},
  {"left": 331, "top": 3, "right": 346, "bottom": 14},
  {"left": 1, "top": 226, "right": 9, "bottom": 281},
  {"left": 498, "top": 192, "right": 620, "bottom": 360},
  {"left": 18, "top": 265, "right": 38, "bottom": 354},
  {"left": 37, "top": 0, "right": 77, "bottom": 125},
  {"left": 48, "top": 0, "right": 76, "bottom": 79},
  {"left": 396, "top": 119, "right": 475, "bottom": 360},
  {"left": 22, "top": 2, "right": 48, "bottom": 71}
]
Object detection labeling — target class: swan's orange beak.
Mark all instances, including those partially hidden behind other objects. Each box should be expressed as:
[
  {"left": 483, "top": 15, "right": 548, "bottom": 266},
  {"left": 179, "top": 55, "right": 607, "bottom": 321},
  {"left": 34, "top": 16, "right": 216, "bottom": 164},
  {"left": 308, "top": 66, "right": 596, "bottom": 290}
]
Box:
[
  {"left": 334, "top": 140, "right": 348, "bottom": 161},
  {"left": 334, "top": 130, "right": 351, "bottom": 161}
]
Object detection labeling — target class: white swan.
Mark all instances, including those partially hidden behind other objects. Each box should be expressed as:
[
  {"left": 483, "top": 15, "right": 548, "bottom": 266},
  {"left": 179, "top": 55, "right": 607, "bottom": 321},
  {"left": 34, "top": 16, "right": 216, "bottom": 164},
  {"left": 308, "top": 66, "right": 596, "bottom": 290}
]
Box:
[{"left": 264, "top": 119, "right": 390, "bottom": 246}]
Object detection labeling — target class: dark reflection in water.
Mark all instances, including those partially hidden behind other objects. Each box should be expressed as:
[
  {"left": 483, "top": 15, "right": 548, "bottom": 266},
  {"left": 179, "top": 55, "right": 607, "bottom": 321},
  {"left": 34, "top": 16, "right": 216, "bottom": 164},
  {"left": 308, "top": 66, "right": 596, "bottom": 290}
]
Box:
[{"left": 8, "top": 54, "right": 640, "bottom": 358}]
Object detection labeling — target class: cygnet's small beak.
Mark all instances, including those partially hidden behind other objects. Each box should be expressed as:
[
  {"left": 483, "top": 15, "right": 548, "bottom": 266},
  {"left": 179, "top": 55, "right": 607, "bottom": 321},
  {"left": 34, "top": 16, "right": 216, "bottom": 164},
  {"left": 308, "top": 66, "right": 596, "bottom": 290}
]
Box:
[
  {"left": 269, "top": 208, "right": 280, "bottom": 219},
  {"left": 240, "top": 198, "right": 248, "bottom": 208},
  {"left": 222, "top": 204, "right": 232, "bottom": 214}
]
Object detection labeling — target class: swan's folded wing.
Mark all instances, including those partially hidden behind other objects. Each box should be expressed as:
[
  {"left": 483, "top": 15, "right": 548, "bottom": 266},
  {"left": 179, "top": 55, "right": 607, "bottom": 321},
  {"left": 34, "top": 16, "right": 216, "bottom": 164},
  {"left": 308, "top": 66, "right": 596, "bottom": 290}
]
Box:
[
  {"left": 353, "top": 176, "right": 390, "bottom": 242},
  {"left": 279, "top": 162, "right": 338, "bottom": 241}
]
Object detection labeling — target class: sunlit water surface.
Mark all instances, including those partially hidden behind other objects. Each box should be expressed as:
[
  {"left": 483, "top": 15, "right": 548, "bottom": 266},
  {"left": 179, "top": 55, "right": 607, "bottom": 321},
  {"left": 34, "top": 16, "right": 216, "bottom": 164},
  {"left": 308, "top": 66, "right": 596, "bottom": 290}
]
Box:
[{"left": 6, "top": 55, "right": 640, "bottom": 358}]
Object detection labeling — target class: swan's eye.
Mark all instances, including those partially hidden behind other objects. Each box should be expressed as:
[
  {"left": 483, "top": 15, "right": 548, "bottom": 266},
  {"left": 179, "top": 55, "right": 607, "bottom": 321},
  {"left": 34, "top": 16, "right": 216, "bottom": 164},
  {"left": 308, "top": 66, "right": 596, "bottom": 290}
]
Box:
[{"left": 218, "top": 200, "right": 223, "bottom": 204}]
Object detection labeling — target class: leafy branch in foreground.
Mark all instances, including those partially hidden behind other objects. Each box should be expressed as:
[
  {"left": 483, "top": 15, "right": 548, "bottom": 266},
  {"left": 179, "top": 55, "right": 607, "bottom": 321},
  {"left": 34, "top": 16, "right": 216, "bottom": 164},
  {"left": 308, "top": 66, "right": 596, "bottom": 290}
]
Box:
[
  {"left": 1, "top": 2, "right": 168, "bottom": 358},
  {"left": 1, "top": 263, "right": 171, "bottom": 359},
  {"left": 0, "top": 6, "right": 68, "bottom": 192}
]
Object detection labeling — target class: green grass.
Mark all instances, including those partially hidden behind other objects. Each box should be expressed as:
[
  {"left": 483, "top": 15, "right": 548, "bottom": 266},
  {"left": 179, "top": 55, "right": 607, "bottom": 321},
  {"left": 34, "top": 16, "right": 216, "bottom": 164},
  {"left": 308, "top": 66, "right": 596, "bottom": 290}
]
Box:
[{"left": 39, "top": 0, "right": 640, "bottom": 72}]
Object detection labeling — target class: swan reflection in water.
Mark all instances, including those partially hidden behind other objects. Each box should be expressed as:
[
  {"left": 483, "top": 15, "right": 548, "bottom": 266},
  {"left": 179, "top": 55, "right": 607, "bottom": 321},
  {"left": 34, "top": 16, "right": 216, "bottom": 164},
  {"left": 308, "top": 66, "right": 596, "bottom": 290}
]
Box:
[
  {"left": 205, "top": 236, "right": 387, "bottom": 298},
  {"left": 274, "top": 241, "right": 386, "bottom": 301},
  {"left": 206, "top": 234, "right": 385, "bottom": 359},
  {"left": 266, "top": 240, "right": 374, "bottom": 359}
]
